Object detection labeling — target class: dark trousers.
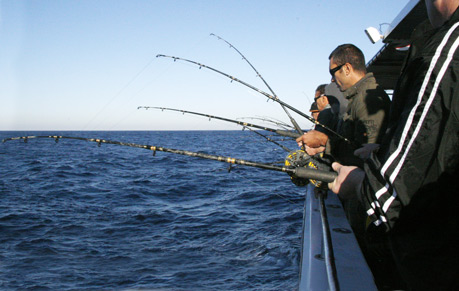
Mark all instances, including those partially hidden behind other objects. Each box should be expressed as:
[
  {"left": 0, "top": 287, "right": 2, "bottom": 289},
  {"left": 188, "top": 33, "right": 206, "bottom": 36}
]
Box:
[{"left": 389, "top": 171, "right": 459, "bottom": 290}]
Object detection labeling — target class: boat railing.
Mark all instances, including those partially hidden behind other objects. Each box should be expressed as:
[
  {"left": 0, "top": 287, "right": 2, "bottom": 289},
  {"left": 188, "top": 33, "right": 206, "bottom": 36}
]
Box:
[
  {"left": 317, "top": 189, "right": 339, "bottom": 291},
  {"left": 298, "top": 185, "right": 377, "bottom": 290}
]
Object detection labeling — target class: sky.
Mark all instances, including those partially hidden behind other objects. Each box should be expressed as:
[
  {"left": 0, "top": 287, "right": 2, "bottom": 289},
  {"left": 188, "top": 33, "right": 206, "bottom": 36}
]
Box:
[{"left": 0, "top": 0, "right": 411, "bottom": 131}]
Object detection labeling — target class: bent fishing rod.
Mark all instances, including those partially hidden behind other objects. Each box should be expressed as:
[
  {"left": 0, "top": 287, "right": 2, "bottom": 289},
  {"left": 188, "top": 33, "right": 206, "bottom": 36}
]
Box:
[
  {"left": 240, "top": 116, "right": 294, "bottom": 131},
  {"left": 3, "top": 135, "right": 337, "bottom": 183},
  {"left": 156, "top": 54, "right": 352, "bottom": 145},
  {"left": 138, "top": 106, "right": 293, "bottom": 152},
  {"left": 241, "top": 126, "right": 292, "bottom": 153},
  {"left": 138, "top": 105, "right": 292, "bottom": 152},
  {"left": 137, "top": 106, "right": 300, "bottom": 139},
  {"left": 210, "top": 33, "right": 304, "bottom": 136}
]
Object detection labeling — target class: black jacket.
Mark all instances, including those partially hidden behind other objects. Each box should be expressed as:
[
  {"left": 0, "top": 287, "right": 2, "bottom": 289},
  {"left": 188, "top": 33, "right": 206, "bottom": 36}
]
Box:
[
  {"left": 361, "top": 7, "right": 459, "bottom": 233},
  {"left": 360, "top": 10, "right": 459, "bottom": 289},
  {"left": 315, "top": 104, "right": 338, "bottom": 136}
]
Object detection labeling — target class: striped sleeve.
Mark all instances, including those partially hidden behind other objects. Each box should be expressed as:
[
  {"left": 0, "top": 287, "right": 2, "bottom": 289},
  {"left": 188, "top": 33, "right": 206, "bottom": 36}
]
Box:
[{"left": 361, "top": 21, "right": 459, "bottom": 230}]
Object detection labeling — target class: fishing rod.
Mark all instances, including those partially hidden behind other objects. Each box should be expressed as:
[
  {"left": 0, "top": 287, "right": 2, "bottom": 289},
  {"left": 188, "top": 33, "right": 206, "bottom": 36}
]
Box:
[
  {"left": 139, "top": 105, "right": 293, "bottom": 151},
  {"left": 237, "top": 116, "right": 294, "bottom": 131},
  {"left": 137, "top": 106, "right": 300, "bottom": 139},
  {"left": 156, "top": 54, "right": 352, "bottom": 145},
  {"left": 2, "top": 135, "right": 337, "bottom": 183},
  {"left": 210, "top": 33, "right": 304, "bottom": 136},
  {"left": 242, "top": 126, "right": 292, "bottom": 152},
  {"left": 138, "top": 105, "right": 293, "bottom": 151}
]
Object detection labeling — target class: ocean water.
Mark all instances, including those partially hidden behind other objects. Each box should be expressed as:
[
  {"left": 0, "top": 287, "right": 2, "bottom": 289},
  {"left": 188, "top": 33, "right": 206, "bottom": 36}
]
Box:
[{"left": 0, "top": 131, "right": 305, "bottom": 290}]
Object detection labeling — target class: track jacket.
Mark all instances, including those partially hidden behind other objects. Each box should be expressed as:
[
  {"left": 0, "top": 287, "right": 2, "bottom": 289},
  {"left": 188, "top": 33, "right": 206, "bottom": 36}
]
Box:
[{"left": 361, "top": 9, "right": 459, "bottom": 232}]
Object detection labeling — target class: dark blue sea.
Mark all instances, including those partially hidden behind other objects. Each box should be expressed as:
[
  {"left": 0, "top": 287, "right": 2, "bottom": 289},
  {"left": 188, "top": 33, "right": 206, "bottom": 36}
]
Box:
[{"left": 0, "top": 131, "right": 306, "bottom": 290}]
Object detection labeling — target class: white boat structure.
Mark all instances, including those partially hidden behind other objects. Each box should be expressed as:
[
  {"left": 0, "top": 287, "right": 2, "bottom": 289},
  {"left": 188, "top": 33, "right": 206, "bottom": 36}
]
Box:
[
  {"left": 299, "top": 186, "right": 377, "bottom": 290},
  {"left": 298, "top": 1, "right": 427, "bottom": 289}
]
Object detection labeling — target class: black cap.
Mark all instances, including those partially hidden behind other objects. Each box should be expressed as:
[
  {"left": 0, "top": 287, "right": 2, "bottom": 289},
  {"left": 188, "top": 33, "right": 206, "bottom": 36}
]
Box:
[{"left": 310, "top": 102, "right": 319, "bottom": 112}]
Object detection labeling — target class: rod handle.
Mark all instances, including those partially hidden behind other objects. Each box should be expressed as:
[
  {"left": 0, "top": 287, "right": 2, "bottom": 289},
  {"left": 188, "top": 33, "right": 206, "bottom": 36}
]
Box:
[{"left": 294, "top": 167, "right": 337, "bottom": 183}]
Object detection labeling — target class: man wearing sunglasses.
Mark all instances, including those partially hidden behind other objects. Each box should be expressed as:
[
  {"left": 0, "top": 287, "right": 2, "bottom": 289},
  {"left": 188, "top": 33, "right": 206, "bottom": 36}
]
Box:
[
  {"left": 313, "top": 84, "right": 340, "bottom": 137},
  {"left": 297, "top": 44, "right": 391, "bottom": 168},
  {"left": 300, "top": 84, "right": 341, "bottom": 155},
  {"left": 329, "top": 44, "right": 391, "bottom": 168}
]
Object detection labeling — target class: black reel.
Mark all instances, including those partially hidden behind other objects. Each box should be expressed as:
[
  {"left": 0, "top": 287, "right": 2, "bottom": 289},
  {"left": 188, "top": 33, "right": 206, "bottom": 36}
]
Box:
[{"left": 284, "top": 150, "right": 333, "bottom": 188}]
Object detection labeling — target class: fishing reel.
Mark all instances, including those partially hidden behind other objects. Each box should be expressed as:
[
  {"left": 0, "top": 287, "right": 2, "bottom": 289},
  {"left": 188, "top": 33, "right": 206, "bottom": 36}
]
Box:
[{"left": 284, "top": 150, "right": 333, "bottom": 188}]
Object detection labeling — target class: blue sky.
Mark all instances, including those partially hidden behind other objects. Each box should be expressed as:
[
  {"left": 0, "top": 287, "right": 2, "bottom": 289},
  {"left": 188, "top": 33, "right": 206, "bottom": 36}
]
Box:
[{"left": 1, "top": 0, "right": 409, "bottom": 131}]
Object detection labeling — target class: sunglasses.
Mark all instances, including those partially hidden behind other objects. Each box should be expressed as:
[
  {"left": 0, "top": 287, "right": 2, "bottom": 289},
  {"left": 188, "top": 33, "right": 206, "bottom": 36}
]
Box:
[
  {"left": 329, "top": 63, "right": 345, "bottom": 77},
  {"left": 314, "top": 94, "right": 325, "bottom": 101}
]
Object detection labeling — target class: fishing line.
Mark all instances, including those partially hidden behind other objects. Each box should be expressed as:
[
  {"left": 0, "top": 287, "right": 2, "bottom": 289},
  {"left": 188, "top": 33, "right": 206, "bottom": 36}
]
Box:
[
  {"left": 107, "top": 108, "right": 139, "bottom": 130},
  {"left": 82, "top": 57, "right": 157, "bottom": 130},
  {"left": 83, "top": 35, "right": 212, "bottom": 131},
  {"left": 302, "top": 91, "right": 313, "bottom": 106}
]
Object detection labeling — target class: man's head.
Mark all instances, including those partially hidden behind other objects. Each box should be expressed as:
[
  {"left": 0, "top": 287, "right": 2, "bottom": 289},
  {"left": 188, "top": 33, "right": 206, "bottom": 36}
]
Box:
[
  {"left": 309, "top": 102, "right": 319, "bottom": 120},
  {"left": 329, "top": 44, "right": 367, "bottom": 91},
  {"left": 314, "top": 84, "right": 329, "bottom": 111},
  {"left": 425, "top": 0, "right": 459, "bottom": 28}
]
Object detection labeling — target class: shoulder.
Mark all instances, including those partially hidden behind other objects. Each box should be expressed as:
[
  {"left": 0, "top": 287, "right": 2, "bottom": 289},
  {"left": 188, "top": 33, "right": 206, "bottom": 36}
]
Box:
[
  {"left": 422, "top": 18, "right": 459, "bottom": 61},
  {"left": 357, "top": 74, "right": 389, "bottom": 103}
]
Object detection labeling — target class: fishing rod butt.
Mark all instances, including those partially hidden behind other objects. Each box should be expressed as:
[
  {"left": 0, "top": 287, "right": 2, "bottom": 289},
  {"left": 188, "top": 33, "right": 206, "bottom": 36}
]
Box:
[{"left": 294, "top": 167, "right": 337, "bottom": 183}]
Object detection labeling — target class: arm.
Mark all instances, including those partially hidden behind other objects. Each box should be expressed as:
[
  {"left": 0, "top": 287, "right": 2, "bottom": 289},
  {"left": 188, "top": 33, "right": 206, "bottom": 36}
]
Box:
[
  {"left": 328, "top": 162, "right": 365, "bottom": 200},
  {"left": 296, "top": 130, "right": 328, "bottom": 148}
]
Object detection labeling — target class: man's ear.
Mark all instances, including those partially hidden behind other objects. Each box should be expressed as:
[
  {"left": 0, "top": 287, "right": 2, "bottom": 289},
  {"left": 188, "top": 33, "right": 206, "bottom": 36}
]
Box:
[{"left": 343, "top": 63, "right": 352, "bottom": 76}]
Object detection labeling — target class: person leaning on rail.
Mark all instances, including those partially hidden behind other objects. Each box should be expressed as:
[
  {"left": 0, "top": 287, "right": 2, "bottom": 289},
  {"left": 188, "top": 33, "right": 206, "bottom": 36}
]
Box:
[
  {"left": 297, "top": 44, "right": 391, "bottom": 169},
  {"left": 329, "top": 0, "right": 459, "bottom": 289}
]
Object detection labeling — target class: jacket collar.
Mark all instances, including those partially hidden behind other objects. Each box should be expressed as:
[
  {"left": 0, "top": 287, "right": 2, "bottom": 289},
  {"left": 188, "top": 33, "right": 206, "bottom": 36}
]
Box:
[
  {"left": 343, "top": 72, "right": 375, "bottom": 100},
  {"left": 445, "top": 5, "right": 459, "bottom": 27}
]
